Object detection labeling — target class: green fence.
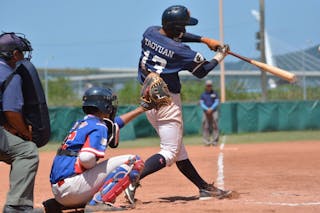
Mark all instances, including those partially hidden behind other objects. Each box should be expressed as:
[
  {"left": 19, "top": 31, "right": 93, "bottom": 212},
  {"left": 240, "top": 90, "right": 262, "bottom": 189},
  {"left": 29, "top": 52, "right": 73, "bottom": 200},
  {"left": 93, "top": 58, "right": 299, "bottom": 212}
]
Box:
[
  {"left": 49, "top": 105, "right": 203, "bottom": 142},
  {"left": 219, "top": 101, "right": 320, "bottom": 134},
  {"left": 49, "top": 101, "right": 320, "bottom": 142}
]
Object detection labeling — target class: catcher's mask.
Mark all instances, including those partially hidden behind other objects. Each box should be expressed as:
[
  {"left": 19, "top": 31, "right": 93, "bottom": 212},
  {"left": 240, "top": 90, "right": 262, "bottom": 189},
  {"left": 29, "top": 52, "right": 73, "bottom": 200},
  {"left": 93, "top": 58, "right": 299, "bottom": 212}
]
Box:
[
  {"left": 162, "top": 5, "right": 198, "bottom": 40},
  {"left": 82, "top": 87, "right": 118, "bottom": 121},
  {"left": 0, "top": 32, "right": 33, "bottom": 61}
]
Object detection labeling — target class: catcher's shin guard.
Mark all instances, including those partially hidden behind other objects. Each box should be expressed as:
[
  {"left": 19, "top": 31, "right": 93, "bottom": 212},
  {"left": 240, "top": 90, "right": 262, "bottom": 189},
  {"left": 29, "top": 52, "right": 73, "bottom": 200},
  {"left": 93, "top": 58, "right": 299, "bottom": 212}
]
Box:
[
  {"left": 89, "top": 156, "right": 144, "bottom": 205},
  {"left": 127, "top": 155, "right": 144, "bottom": 184}
]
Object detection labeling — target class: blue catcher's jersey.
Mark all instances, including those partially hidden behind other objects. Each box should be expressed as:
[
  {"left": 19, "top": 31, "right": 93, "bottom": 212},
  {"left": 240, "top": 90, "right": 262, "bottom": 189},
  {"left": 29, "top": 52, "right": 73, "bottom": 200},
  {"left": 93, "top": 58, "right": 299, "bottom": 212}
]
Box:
[
  {"left": 50, "top": 115, "right": 112, "bottom": 184},
  {"left": 137, "top": 26, "right": 206, "bottom": 93}
]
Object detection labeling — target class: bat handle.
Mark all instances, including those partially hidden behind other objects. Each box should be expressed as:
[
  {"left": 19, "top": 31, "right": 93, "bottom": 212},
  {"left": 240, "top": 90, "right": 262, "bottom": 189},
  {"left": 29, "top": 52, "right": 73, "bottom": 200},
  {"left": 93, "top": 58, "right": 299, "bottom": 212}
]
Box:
[{"left": 227, "top": 51, "right": 251, "bottom": 63}]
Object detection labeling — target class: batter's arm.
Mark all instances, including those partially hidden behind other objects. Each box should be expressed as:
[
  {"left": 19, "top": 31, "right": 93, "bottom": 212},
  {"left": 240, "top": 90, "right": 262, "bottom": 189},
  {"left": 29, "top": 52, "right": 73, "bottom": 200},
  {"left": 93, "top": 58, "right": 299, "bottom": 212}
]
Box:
[
  {"left": 181, "top": 33, "right": 221, "bottom": 51},
  {"left": 191, "top": 59, "right": 219, "bottom": 78},
  {"left": 181, "top": 32, "right": 202, "bottom": 42}
]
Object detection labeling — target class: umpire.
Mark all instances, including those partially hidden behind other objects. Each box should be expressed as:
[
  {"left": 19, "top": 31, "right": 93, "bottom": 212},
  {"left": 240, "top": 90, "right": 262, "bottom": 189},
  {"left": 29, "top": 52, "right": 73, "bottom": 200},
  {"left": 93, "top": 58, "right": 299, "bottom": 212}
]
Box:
[
  {"left": 0, "top": 33, "right": 42, "bottom": 212},
  {"left": 200, "top": 80, "right": 220, "bottom": 146}
]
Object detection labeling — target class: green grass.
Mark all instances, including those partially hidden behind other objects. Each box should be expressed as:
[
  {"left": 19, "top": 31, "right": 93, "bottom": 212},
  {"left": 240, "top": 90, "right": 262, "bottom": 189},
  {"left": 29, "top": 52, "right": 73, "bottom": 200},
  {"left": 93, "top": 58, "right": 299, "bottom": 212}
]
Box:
[{"left": 40, "top": 130, "right": 320, "bottom": 152}]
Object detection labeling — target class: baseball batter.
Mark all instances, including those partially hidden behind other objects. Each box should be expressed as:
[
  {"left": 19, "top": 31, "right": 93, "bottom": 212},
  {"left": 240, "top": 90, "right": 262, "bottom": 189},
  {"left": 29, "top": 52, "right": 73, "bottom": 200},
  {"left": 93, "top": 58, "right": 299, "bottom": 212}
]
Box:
[
  {"left": 49, "top": 87, "right": 146, "bottom": 212},
  {"left": 125, "top": 5, "right": 232, "bottom": 203}
]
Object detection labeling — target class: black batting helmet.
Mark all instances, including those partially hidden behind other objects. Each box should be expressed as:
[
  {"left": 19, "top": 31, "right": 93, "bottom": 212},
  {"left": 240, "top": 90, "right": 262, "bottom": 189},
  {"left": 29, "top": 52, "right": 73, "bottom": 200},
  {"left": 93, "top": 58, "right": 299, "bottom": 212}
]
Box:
[
  {"left": 0, "top": 32, "right": 33, "bottom": 61},
  {"left": 82, "top": 87, "right": 118, "bottom": 120},
  {"left": 162, "top": 5, "right": 198, "bottom": 39}
]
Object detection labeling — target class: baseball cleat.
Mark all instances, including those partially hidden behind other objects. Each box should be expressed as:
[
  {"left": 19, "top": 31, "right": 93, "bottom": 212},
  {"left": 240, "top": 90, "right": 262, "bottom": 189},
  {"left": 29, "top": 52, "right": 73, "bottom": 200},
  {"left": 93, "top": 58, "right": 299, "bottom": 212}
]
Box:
[{"left": 199, "top": 184, "right": 234, "bottom": 200}]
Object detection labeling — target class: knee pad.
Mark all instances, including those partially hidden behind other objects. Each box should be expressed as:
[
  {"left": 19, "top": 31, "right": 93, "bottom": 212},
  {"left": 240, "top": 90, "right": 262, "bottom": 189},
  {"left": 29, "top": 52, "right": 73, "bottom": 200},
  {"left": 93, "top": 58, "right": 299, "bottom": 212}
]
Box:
[
  {"left": 126, "top": 155, "right": 144, "bottom": 184},
  {"left": 131, "top": 155, "right": 144, "bottom": 172},
  {"left": 89, "top": 155, "right": 144, "bottom": 204},
  {"left": 89, "top": 164, "right": 131, "bottom": 204}
]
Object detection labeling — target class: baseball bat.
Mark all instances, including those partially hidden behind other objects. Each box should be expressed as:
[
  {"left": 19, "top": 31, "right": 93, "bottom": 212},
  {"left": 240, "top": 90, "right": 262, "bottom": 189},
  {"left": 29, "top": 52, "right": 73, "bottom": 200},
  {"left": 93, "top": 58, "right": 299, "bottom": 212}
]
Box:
[{"left": 227, "top": 51, "right": 297, "bottom": 83}]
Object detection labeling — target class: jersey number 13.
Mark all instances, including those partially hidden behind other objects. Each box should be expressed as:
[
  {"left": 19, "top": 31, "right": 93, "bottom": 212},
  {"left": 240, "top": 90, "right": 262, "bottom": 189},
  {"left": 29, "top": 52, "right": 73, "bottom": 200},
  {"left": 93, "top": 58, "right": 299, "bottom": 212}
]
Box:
[{"left": 141, "top": 50, "right": 167, "bottom": 74}]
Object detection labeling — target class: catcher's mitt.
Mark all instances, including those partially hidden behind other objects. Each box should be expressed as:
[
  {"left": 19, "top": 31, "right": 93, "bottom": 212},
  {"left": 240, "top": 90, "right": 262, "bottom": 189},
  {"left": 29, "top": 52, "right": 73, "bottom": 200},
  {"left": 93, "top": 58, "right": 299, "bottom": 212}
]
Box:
[{"left": 140, "top": 72, "right": 171, "bottom": 110}]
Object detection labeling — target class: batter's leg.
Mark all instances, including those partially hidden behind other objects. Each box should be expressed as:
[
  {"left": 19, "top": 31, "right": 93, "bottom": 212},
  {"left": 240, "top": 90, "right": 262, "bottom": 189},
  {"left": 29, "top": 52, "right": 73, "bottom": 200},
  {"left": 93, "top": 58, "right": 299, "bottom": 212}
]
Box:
[
  {"left": 176, "top": 159, "right": 207, "bottom": 189},
  {"left": 140, "top": 154, "right": 166, "bottom": 179},
  {"left": 125, "top": 100, "right": 182, "bottom": 204},
  {"left": 176, "top": 158, "right": 232, "bottom": 200}
]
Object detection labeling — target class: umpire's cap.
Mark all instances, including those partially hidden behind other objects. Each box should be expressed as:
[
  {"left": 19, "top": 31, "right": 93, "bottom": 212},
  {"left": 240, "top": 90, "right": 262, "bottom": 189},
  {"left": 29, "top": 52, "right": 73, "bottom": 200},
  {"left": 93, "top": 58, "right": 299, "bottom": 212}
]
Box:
[{"left": 0, "top": 32, "right": 33, "bottom": 60}]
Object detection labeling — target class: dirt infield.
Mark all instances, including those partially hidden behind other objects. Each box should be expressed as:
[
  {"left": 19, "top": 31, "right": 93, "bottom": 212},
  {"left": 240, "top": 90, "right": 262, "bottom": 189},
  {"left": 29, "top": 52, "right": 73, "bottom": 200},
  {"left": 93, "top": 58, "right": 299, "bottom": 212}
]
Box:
[{"left": 1, "top": 140, "right": 320, "bottom": 212}]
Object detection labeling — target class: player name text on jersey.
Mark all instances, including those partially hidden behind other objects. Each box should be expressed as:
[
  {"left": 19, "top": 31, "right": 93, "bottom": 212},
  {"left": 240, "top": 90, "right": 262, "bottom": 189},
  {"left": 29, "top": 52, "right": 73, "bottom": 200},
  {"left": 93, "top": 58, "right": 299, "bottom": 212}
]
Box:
[{"left": 144, "top": 38, "right": 174, "bottom": 58}]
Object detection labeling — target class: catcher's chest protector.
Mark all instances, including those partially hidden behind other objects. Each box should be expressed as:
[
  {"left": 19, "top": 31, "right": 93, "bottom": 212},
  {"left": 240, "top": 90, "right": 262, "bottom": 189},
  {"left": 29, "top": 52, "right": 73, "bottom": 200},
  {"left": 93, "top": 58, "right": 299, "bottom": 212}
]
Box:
[{"left": 16, "top": 60, "right": 51, "bottom": 147}]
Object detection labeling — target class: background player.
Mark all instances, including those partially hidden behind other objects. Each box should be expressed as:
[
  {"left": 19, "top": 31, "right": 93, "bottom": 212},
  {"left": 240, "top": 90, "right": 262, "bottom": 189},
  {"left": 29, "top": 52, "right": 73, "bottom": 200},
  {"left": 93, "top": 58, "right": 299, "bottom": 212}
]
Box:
[
  {"left": 125, "top": 5, "right": 232, "bottom": 203},
  {"left": 49, "top": 87, "right": 146, "bottom": 212},
  {"left": 200, "top": 80, "right": 220, "bottom": 146}
]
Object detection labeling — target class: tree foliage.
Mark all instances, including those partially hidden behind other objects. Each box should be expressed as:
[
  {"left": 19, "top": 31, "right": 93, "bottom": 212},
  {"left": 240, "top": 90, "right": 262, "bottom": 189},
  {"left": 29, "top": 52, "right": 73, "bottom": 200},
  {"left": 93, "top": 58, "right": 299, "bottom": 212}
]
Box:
[
  {"left": 117, "top": 81, "right": 141, "bottom": 105},
  {"left": 46, "top": 78, "right": 80, "bottom": 106},
  {"left": 45, "top": 78, "right": 320, "bottom": 107}
]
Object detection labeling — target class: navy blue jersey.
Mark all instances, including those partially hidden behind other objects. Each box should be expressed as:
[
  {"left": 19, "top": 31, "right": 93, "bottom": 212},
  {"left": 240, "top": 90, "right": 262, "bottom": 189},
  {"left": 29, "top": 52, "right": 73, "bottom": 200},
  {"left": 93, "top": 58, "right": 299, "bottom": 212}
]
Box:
[
  {"left": 200, "top": 90, "right": 219, "bottom": 111},
  {"left": 137, "top": 26, "right": 207, "bottom": 93}
]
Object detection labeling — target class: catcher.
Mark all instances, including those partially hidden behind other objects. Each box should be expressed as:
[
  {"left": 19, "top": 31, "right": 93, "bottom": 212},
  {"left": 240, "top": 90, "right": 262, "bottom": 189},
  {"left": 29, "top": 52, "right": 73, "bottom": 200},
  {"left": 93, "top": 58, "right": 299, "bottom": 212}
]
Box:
[
  {"left": 47, "top": 87, "right": 148, "bottom": 212},
  {"left": 125, "top": 5, "right": 234, "bottom": 204}
]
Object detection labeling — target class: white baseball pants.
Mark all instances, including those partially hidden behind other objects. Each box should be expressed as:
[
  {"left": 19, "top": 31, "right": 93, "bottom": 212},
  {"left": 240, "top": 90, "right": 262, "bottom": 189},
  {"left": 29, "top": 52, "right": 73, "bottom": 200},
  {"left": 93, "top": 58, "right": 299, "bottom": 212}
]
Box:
[
  {"left": 146, "top": 93, "right": 189, "bottom": 166},
  {"left": 51, "top": 154, "right": 135, "bottom": 207}
]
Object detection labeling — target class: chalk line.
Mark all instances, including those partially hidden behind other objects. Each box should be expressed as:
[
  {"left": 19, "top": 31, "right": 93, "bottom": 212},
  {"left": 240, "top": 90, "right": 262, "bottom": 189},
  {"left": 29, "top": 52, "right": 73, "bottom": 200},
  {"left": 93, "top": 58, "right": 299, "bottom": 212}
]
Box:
[
  {"left": 247, "top": 200, "right": 320, "bottom": 207},
  {"left": 216, "top": 135, "right": 226, "bottom": 190}
]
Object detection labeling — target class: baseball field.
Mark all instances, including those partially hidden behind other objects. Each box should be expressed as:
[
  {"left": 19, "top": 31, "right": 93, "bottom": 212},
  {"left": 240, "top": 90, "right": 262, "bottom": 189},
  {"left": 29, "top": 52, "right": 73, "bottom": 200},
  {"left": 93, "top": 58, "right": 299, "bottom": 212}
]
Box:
[{"left": 1, "top": 131, "right": 320, "bottom": 213}]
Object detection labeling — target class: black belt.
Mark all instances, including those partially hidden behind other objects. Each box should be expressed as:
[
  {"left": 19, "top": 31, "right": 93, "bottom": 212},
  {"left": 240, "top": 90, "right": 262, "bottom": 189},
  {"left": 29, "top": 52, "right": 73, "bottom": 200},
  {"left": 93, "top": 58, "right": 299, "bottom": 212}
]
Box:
[{"left": 56, "top": 148, "right": 78, "bottom": 157}]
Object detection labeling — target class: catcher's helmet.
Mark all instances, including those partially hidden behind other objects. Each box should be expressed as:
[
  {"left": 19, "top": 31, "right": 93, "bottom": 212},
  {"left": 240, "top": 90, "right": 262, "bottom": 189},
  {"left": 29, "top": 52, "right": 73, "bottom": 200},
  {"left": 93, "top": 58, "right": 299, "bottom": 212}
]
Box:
[
  {"left": 0, "top": 32, "right": 33, "bottom": 60},
  {"left": 82, "top": 87, "right": 118, "bottom": 120},
  {"left": 162, "top": 5, "right": 198, "bottom": 39}
]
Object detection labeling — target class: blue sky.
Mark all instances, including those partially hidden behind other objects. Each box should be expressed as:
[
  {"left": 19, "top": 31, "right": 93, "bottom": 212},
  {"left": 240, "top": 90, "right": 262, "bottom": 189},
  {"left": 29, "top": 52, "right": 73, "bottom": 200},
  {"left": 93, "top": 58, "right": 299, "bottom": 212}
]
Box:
[{"left": 2, "top": 0, "right": 319, "bottom": 69}]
